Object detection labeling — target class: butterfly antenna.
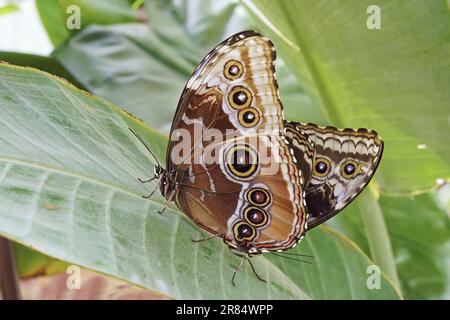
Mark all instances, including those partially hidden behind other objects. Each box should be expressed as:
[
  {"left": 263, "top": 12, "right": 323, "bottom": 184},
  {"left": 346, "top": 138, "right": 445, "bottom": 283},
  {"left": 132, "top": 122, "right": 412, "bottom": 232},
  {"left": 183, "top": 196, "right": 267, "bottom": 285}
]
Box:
[
  {"left": 270, "top": 252, "right": 313, "bottom": 264},
  {"left": 275, "top": 252, "right": 315, "bottom": 259},
  {"left": 128, "top": 128, "right": 162, "bottom": 168},
  {"left": 191, "top": 233, "right": 223, "bottom": 243}
]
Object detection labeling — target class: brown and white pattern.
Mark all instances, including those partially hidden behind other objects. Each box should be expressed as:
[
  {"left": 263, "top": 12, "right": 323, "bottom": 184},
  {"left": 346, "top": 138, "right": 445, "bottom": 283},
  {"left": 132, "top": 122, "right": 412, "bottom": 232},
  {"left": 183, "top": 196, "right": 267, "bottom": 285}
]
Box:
[{"left": 284, "top": 122, "right": 384, "bottom": 229}]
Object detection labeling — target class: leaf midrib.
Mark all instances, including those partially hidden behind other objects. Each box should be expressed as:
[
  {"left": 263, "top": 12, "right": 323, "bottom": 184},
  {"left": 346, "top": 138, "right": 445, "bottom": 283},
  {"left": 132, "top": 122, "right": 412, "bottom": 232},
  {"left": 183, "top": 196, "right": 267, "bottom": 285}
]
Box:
[{"left": 0, "top": 156, "right": 156, "bottom": 204}]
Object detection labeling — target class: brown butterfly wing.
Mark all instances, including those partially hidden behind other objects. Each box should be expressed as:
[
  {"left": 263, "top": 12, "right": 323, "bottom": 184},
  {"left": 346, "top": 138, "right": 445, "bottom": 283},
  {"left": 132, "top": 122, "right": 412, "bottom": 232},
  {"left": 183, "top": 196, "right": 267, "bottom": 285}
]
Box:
[
  {"left": 284, "top": 122, "right": 384, "bottom": 229},
  {"left": 175, "top": 135, "right": 306, "bottom": 253},
  {"left": 166, "top": 30, "right": 283, "bottom": 170},
  {"left": 167, "top": 31, "right": 307, "bottom": 253}
]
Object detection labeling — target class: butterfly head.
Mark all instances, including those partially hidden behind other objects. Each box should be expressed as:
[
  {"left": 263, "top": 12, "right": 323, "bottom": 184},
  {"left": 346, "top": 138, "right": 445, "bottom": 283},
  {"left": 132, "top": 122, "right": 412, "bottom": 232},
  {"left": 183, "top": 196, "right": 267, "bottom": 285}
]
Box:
[
  {"left": 157, "top": 167, "right": 178, "bottom": 200},
  {"left": 153, "top": 164, "right": 164, "bottom": 177}
]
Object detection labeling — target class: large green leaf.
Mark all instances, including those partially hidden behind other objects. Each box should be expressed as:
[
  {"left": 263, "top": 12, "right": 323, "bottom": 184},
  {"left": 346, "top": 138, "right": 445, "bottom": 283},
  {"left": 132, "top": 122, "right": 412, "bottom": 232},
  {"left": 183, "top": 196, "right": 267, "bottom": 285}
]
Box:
[
  {"left": 242, "top": 0, "right": 450, "bottom": 195},
  {"left": 0, "top": 63, "right": 401, "bottom": 299},
  {"left": 270, "top": 225, "right": 401, "bottom": 299},
  {"left": 241, "top": 0, "right": 450, "bottom": 299},
  {"left": 0, "top": 51, "right": 87, "bottom": 278},
  {"left": 0, "top": 51, "right": 85, "bottom": 90}
]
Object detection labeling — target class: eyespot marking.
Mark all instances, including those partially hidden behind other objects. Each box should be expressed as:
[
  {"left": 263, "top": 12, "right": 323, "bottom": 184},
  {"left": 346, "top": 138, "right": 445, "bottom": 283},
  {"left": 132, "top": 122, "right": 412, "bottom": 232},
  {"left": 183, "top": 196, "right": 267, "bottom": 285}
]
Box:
[
  {"left": 225, "top": 144, "right": 259, "bottom": 179},
  {"left": 228, "top": 86, "right": 252, "bottom": 110},
  {"left": 246, "top": 188, "right": 271, "bottom": 207},
  {"left": 238, "top": 108, "right": 260, "bottom": 128},
  {"left": 224, "top": 60, "right": 244, "bottom": 80},
  {"left": 341, "top": 159, "right": 361, "bottom": 179},
  {"left": 313, "top": 157, "right": 331, "bottom": 177},
  {"left": 243, "top": 207, "right": 268, "bottom": 227},
  {"left": 233, "top": 221, "right": 256, "bottom": 242}
]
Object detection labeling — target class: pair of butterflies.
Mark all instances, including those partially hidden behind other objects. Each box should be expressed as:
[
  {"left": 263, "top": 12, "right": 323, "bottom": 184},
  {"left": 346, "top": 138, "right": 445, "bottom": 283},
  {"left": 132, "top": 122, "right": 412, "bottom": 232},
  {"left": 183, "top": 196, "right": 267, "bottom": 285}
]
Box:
[{"left": 135, "top": 31, "right": 383, "bottom": 257}]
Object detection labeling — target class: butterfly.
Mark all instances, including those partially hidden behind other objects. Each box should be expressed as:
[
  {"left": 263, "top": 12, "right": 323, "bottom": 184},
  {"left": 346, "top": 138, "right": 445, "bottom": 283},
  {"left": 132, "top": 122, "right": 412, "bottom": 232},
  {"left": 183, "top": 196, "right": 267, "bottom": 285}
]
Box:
[{"left": 130, "top": 30, "right": 383, "bottom": 284}]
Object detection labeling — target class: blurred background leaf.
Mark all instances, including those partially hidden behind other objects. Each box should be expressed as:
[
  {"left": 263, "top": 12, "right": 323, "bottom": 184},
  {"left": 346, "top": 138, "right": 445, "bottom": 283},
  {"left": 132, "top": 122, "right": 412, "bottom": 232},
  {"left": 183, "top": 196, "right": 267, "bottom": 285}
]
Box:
[
  {"left": 35, "top": 0, "right": 143, "bottom": 47},
  {"left": 0, "top": 49, "right": 86, "bottom": 282},
  {"left": 335, "top": 191, "right": 450, "bottom": 299},
  {"left": 14, "top": 243, "right": 68, "bottom": 278},
  {"left": 0, "top": 2, "right": 18, "bottom": 16},
  {"left": 0, "top": 51, "right": 86, "bottom": 89},
  {"left": 21, "top": 268, "right": 168, "bottom": 299},
  {"left": 51, "top": 0, "right": 246, "bottom": 132}
]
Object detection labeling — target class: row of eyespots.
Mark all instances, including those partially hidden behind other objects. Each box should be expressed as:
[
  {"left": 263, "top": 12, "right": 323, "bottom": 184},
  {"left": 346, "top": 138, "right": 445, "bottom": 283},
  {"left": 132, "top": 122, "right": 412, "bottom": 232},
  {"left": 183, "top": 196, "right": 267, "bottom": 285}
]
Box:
[
  {"left": 313, "top": 157, "right": 361, "bottom": 179},
  {"left": 233, "top": 188, "right": 271, "bottom": 242},
  {"left": 223, "top": 60, "right": 260, "bottom": 128}
]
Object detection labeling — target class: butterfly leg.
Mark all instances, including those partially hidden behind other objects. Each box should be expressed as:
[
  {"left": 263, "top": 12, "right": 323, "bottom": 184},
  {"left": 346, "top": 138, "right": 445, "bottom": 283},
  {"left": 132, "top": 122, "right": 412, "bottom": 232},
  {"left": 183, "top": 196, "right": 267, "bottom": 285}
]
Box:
[
  {"left": 229, "top": 249, "right": 266, "bottom": 286},
  {"left": 141, "top": 175, "right": 163, "bottom": 199},
  {"left": 157, "top": 201, "right": 169, "bottom": 214},
  {"left": 142, "top": 187, "right": 158, "bottom": 199},
  {"left": 158, "top": 188, "right": 178, "bottom": 214},
  {"left": 158, "top": 190, "right": 175, "bottom": 214},
  {"left": 231, "top": 255, "right": 245, "bottom": 287},
  {"left": 138, "top": 176, "right": 157, "bottom": 184},
  {"left": 243, "top": 255, "right": 266, "bottom": 284}
]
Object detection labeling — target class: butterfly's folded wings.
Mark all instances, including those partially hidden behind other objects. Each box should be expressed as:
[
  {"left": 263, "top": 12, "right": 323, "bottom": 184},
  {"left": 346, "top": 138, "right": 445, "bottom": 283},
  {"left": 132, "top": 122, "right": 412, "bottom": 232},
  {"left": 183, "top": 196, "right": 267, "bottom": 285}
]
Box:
[
  {"left": 166, "top": 31, "right": 308, "bottom": 253},
  {"left": 284, "top": 122, "right": 384, "bottom": 229},
  {"left": 164, "top": 29, "right": 383, "bottom": 253}
]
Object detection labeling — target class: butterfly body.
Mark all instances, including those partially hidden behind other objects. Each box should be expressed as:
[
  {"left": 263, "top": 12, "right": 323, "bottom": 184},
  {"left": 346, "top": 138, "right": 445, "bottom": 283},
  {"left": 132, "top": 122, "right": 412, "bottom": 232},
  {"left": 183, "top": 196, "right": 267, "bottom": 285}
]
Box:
[{"left": 137, "top": 30, "right": 383, "bottom": 257}]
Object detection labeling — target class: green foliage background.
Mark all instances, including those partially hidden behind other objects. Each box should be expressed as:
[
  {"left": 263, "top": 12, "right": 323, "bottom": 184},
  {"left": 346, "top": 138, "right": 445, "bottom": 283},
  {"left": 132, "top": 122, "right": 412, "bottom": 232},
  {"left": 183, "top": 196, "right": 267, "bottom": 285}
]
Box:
[{"left": 0, "top": 0, "right": 449, "bottom": 299}]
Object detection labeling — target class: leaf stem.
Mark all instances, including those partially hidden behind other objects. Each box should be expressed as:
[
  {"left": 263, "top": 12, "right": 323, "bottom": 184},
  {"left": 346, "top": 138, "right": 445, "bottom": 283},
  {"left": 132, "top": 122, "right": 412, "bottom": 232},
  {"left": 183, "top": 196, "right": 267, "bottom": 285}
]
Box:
[
  {"left": 0, "top": 237, "right": 21, "bottom": 300},
  {"left": 357, "top": 189, "right": 401, "bottom": 291}
]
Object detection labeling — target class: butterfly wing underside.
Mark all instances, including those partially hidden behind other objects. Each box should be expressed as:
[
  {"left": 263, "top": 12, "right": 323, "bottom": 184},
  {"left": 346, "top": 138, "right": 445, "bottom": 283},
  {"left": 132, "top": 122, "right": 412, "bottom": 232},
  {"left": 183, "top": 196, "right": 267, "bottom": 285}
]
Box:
[
  {"left": 284, "top": 122, "right": 384, "bottom": 229},
  {"left": 166, "top": 31, "right": 308, "bottom": 253}
]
